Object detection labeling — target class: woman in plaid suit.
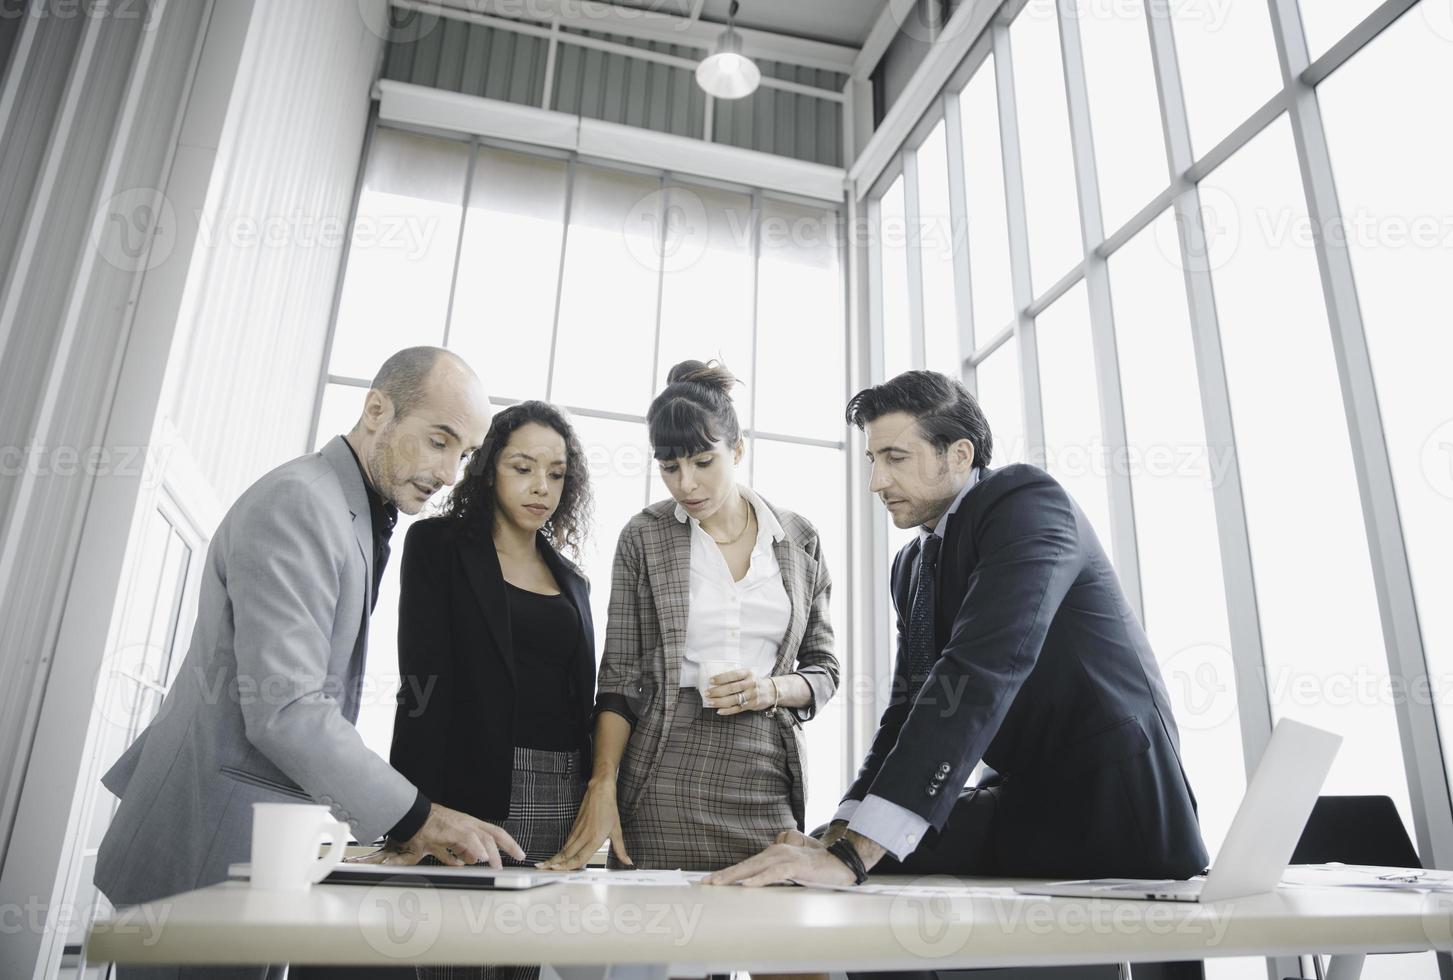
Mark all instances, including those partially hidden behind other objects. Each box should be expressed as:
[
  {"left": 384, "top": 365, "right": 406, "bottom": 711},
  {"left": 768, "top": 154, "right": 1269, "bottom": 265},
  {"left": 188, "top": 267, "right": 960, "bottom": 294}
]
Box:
[{"left": 543, "top": 359, "right": 839, "bottom": 871}]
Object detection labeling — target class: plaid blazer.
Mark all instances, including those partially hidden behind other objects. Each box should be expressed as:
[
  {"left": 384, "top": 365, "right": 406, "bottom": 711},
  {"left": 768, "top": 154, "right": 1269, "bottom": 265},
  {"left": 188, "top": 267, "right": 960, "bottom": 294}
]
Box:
[{"left": 595, "top": 494, "right": 840, "bottom": 827}]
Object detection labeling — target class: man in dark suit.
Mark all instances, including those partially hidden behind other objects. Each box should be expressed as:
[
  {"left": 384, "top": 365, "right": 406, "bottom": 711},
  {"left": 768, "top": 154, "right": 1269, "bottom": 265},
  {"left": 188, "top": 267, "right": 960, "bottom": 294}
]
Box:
[{"left": 706, "top": 369, "right": 1207, "bottom": 890}]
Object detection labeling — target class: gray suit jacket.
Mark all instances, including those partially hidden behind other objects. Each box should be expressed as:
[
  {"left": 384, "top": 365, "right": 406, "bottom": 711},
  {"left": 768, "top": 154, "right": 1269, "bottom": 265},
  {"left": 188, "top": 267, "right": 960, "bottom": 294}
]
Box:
[
  {"left": 94, "top": 437, "right": 417, "bottom": 906},
  {"left": 595, "top": 495, "right": 839, "bottom": 829}
]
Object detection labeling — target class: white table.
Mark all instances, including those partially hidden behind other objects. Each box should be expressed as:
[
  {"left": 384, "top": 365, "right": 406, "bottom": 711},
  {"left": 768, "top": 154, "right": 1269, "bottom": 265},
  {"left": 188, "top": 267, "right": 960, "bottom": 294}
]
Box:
[{"left": 86, "top": 873, "right": 1446, "bottom": 977}]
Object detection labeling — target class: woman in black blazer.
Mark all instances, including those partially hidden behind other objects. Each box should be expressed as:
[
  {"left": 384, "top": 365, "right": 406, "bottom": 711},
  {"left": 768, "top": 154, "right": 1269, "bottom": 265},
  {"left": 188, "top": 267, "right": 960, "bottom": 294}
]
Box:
[{"left": 390, "top": 401, "right": 595, "bottom": 905}]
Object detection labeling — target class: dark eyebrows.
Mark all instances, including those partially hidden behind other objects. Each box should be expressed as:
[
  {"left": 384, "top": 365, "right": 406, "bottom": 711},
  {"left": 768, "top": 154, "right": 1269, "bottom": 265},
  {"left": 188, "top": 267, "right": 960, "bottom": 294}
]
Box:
[
  {"left": 432, "top": 424, "right": 462, "bottom": 442},
  {"left": 865, "top": 444, "right": 911, "bottom": 458},
  {"left": 507, "top": 451, "right": 568, "bottom": 467}
]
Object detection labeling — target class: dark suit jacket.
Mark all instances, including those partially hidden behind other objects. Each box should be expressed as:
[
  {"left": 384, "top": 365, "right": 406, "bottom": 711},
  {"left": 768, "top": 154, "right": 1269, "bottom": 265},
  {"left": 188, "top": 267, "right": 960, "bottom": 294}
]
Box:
[
  {"left": 390, "top": 517, "right": 596, "bottom": 822},
  {"left": 845, "top": 464, "right": 1209, "bottom": 879}
]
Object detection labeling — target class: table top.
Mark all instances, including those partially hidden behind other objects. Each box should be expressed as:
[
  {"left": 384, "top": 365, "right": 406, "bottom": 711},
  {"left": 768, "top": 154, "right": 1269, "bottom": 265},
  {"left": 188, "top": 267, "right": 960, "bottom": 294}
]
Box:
[{"left": 87, "top": 872, "right": 1449, "bottom": 971}]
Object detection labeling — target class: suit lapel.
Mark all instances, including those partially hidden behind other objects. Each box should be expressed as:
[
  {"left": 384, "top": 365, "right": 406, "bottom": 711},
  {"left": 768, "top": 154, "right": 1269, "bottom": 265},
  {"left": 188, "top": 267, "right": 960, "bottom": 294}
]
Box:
[
  {"left": 770, "top": 536, "right": 809, "bottom": 676},
  {"left": 320, "top": 437, "right": 375, "bottom": 633},
  {"left": 641, "top": 512, "right": 691, "bottom": 697},
  {"left": 460, "top": 533, "right": 516, "bottom": 685}
]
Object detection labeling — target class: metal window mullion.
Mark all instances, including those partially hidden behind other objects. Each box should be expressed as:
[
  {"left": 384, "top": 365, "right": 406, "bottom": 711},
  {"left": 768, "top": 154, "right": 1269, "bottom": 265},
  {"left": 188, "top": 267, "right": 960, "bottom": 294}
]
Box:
[
  {"left": 440, "top": 137, "right": 479, "bottom": 350},
  {"left": 1055, "top": 0, "right": 1142, "bottom": 619},
  {"left": 1266, "top": 0, "right": 1453, "bottom": 875},
  {"left": 747, "top": 188, "right": 763, "bottom": 485},
  {"left": 900, "top": 148, "right": 928, "bottom": 370},
  {"left": 645, "top": 174, "right": 671, "bottom": 507},
  {"left": 991, "top": 21, "right": 1046, "bottom": 469},
  {"left": 543, "top": 156, "right": 576, "bottom": 403},
  {"left": 1142, "top": 10, "right": 1282, "bottom": 930},
  {"left": 941, "top": 90, "right": 977, "bottom": 382}
]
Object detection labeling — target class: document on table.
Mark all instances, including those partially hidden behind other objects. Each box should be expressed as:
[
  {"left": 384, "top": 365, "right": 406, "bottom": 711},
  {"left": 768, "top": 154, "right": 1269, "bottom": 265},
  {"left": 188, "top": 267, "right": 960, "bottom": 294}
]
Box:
[
  {"left": 531, "top": 868, "right": 708, "bottom": 887},
  {"left": 1281, "top": 864, "right": 1453, "bottom": 893},
  {"left": 788, "top": 880, "right": 1019, "bottom": 897}
]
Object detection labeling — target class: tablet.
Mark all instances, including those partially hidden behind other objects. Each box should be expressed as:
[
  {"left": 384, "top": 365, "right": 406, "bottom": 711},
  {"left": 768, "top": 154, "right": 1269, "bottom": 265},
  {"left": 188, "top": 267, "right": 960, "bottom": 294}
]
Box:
[{"left": 227, "top": 862, "right": 556, "bottom": 890}]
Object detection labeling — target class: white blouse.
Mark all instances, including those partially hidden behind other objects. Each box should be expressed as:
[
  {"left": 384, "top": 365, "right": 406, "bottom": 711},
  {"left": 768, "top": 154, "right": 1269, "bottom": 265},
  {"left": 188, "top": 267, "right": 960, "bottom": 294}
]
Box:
[{"left": 676, "top": 485, "right": 793, "bottom": 690}]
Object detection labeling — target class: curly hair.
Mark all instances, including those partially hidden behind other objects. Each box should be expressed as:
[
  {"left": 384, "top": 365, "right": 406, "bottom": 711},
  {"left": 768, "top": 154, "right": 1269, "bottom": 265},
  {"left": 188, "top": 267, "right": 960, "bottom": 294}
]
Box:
[{"left": 439, "top": 401, "right": 592, "bottom": 562}]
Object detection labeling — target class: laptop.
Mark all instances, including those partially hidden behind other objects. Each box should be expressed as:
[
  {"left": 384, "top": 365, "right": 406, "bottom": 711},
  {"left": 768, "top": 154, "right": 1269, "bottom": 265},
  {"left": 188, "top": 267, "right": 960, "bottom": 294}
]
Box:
[
  {"left": 1017, "top": 717, "right": 1341, "bottom": 903},
  {"left": 228, "top": 862, "right": 555, "bottom": 890}
]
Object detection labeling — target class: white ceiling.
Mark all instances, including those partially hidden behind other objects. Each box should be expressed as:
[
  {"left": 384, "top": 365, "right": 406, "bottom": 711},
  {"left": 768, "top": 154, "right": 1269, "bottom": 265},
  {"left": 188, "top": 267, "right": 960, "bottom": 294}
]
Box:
[{"left": 602, "top": 0, "right": 890, "bottom": 50}]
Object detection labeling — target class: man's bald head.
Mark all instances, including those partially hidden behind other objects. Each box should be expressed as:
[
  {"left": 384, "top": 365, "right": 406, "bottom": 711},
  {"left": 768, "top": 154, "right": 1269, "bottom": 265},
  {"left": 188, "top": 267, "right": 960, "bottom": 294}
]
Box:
[{"left": 347, "top": 347, "right": 492, "bottom": 514}]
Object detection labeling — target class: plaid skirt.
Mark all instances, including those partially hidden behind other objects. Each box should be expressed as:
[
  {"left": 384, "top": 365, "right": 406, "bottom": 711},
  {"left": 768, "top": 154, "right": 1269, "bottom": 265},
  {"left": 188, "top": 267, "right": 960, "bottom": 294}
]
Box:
[
  {"left": 616, "top": 686, "right": 796, "bottom": 871},
  {"left": 417, "top": 745, "right": 585, "bottom": 980}
]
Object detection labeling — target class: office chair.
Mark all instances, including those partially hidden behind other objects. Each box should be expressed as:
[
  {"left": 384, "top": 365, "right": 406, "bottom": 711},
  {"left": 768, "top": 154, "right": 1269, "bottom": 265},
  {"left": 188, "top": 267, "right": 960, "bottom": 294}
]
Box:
[{"left": 1284, "top": 795, "right": 1422, "bottom": 980}]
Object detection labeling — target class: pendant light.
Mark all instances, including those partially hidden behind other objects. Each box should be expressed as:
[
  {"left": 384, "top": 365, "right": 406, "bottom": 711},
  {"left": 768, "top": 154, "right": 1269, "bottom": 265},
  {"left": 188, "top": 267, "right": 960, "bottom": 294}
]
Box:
[{"left": 695, "top": 1, "right": 761, "bottom": 100}]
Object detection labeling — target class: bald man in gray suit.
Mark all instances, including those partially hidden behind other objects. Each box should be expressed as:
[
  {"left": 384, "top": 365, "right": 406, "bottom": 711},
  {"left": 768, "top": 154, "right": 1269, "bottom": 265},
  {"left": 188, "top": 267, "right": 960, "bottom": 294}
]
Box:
[{"left": 95, "top": 348, "right": 520, "bottom": 979}]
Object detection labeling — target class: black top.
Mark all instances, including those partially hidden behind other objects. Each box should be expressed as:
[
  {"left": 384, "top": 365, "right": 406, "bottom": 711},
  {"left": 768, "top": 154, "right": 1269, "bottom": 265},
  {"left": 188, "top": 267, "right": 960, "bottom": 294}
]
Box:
[
  {"left": 390, "top": 518, "right": 596, "bottom": 824},
  {"left": 845, "top": 464, "right": 1210, "bottom": 880},
  {"left": 506, "top": 583, "right": 582, "bottom": 752}
]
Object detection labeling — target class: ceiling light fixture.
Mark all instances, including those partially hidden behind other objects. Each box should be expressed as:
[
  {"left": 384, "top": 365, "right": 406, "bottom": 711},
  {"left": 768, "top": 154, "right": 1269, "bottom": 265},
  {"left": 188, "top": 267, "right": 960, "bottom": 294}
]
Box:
[{"left": 695, "top": 1, "right": 761, "bottom": 100}]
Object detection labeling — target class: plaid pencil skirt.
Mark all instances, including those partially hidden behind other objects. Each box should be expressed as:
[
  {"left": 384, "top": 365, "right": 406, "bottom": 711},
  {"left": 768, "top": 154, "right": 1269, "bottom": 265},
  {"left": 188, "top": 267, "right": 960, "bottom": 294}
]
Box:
[
  {"left": 617, "top": 687, "right": 797, "bottom": 871},
  {"left": 417, "top": 745, "right": 586, "bottom": 980}
]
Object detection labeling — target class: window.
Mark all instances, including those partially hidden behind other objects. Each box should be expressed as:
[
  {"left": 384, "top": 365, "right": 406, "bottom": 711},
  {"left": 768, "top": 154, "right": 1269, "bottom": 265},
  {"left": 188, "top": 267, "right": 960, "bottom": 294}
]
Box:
[
  {"left": 329, "top": 130, "right": 469, "bottom": 381},
  {"left": 957, "top": 57, "right": 1014, "bottom": 336},
  {"left": 915, "top": 120, "right": 962, "bottom": 376},
  {"left": 1035, "top": 281, "right": 1113, "bottom": 553},
  {"left": 876, "top": 175, "right": 914, "bottom": 381},
  {"left": 447, "top": 146, "right": 568, "bottom": 402},
  {"left": 551, "top": 165, "right": 664, "bottom": 413},
  {"left": 973, "top": 337, "right": 1025, "bottom": 467},
  {"left": 1010, "top": 0, "right": 1083, "bottom": 294},
  {"left": 1203, "top": 118, "right": 1412, "bottom": 828},
  {"left": 1320, "top": 9, "right": 1453, "bottom": 801},
  {"left": 1110, "top": 211, "right": 1244, "bottom": 853},
  {"left": 1169, "top": 0, "right": 1281, "bottom": 159},
  {"left": 1077, "top": 0, "right": 1168, "bottom": 235}
]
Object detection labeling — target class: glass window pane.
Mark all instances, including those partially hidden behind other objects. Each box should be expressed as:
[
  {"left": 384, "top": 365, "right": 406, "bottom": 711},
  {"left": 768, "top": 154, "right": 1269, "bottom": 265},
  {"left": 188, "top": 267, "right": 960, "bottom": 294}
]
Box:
[
  {"left": 756, "top": 198, "right": 846, "bottom": 441},
  {"left": 973, "top": 337, "right": 1025, "bottom": 466},
  {"left": 1077, "top": 0, "right": 1169, "bottom": 234},
  {"left": 329, "top": 129, "right": 469, "bottom": 381},
  {"left": 573, "top": 415, "right": 652, "bottom": 658},
  {"left": 1011, "top": 0, "right": 1084, "bottom": 294},
  {"left": 1203, "top": 118, "right": 1413, "bottom": 829},
  {"left": 1298, "top": 0, "right": 1384, "bottom": 61},
  {"left": 552, "top": 166, "right": 663, "bottom": 413},
  {"left": 1321, "top": 11, "right": 1453, "bottom": 835},
  {"left": 1110, "top": 210, "right": 1244, "bottom": 854},
  {"left": 1035, "top": 281, "right": 1114, "bottom": 553},
  {"left": 959, "top": 56, "right": 1015, "bottom": 335},
  {"left": 447, "top": 146, "right": 568, "bottom": 401},
  {"left": 1170, "top": 0, "right": 1281, "bottom": 159},
  {"left": 751, "top": 438, "right": 848, "bottom": 827},
  {"left": 877, "top": 177, "right": 914, "bottom": 381},
  {"left": 313, "top": 383, "right": 367, "bottom": 451},
  {"left": 655, "top": 182, "right": 756, "bottom": 419},
  {"left": 915, "top": 121, "right": 962, "bottom": 377}
]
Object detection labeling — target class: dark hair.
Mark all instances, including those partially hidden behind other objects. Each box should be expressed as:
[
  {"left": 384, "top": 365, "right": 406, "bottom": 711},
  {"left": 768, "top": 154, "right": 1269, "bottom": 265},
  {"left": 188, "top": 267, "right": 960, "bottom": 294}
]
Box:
[
  {"left": 646, "top": 359, "right": 743, "bottom": 461},
  {"left": 370, "top": 346, "right": 458, "bottom": 419},
  {"left": 440, "top": 401, "right": 593, "bottom": 561},
  {"left": 845, "top": 369, "right": 993, "bottom": 467}
]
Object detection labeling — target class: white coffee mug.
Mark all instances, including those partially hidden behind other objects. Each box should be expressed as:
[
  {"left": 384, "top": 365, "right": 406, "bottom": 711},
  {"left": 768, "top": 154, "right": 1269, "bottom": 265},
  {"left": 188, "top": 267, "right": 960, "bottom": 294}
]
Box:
[
  {"left": 698, "top": 659, "right": 745, "bottom": 707},
  {"left": 250, "top": 802, "right": 349, "bottom": 891}
]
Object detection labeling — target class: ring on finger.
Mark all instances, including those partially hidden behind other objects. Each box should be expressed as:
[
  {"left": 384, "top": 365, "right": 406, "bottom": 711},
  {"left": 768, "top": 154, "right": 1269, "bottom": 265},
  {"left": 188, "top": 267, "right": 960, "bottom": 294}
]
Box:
[{"left": 738, "top": 691, "right": 747, "bottom": 706}]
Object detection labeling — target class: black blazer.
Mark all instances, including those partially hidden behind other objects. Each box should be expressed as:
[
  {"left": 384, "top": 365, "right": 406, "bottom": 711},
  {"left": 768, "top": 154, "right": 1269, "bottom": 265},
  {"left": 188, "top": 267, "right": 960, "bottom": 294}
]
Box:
[
  {"left": 845, "top": 464, "right": 1209, "bottom": 880},
  {"left": 390, "top": 517, "right": 596, "bottom": 822}
]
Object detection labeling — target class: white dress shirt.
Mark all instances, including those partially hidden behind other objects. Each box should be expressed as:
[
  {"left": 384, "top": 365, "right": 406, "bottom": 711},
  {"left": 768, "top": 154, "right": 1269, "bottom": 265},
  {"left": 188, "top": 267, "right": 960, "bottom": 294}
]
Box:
[
  {"left": 676, "top": 485, "right": 793, "bottom": 690},
  {"left": 836, "top": 467, "right": 982, "bottom": 860}
]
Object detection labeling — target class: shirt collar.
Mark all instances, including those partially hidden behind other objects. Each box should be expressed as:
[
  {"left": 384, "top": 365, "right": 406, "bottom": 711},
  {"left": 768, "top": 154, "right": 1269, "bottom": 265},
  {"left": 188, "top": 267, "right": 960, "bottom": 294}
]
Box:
[
  {"left": 674, "top": 484, "right": 786, "bottom": 545},
  {"left": 342, "top": 436, "right": 399, "bottom": 539},
  {"left": 919, "top": 467, "right": 981, "bottom": 545}
]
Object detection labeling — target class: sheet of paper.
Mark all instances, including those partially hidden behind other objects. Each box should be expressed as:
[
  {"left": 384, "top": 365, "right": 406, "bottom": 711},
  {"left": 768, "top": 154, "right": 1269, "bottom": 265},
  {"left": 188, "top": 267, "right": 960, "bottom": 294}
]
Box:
[
  {"left": 789, "top": 879, "right": 1019, "bottom": 897},
  {"left": 530, "top": 868, "right": 708, "bottom": 887},
  {"left": 1281, "top": 864, "right": 1453, "bottom": 892}
]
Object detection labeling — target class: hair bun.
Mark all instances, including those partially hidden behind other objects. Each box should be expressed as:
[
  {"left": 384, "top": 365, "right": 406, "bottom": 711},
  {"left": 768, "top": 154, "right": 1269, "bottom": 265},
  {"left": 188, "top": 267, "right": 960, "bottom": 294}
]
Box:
[{"left": 667, "top": 358, "right": 738, "bottom": 394}]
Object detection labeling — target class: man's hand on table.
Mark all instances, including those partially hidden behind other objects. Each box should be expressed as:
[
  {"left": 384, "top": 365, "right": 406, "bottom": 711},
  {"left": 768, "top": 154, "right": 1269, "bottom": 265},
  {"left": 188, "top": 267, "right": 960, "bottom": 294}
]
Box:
[
  {"left": 702, "top": 829, "right": 886, "bottom": 887},
  {"left": 349, "top": 803, "right": 524, "bottom": 868}
]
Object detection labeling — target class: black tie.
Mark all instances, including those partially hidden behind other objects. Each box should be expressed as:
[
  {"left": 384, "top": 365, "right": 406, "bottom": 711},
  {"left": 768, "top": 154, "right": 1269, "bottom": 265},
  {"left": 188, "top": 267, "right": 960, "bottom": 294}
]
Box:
[{"left": 906, "top": 533, "right": 941, "bottom": 700}]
